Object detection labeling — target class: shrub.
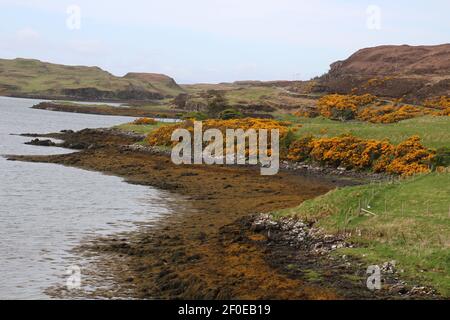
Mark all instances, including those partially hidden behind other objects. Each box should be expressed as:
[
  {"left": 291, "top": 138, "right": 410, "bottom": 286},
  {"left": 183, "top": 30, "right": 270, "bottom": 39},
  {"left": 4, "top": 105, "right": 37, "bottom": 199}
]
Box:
[
  {"left": 357, "top": 105, "right": 424, "bottom": 123},
  {"left": 317, "top": 94, "right": 377, "bottom": 121},
  {"left": 146, "top": 118, "right": 292, "bottom": 148},
  {"left": 133, "top": 117, "right": 157, "bottom": 125},
  {"left": 205, "top": 90, "right": 228, "bottom": 117},
  {"left": 316, "top": 94, "right": 450, "bottom": 123},
  {"left": 287, "top": 136, "right": 314, "bottom": 162},
  {"left": 219, "top": 109, "right": 243, "bottom": 120},
  {"left": 279, "top": 129, "right": 297, "bottom": 157},
  {"left": 385, "top": 136, "right": 435, "bottom": 175},
  {"left": 424, "top": 96, "right": 450, "bottom": 116},
  {"left": 288, "top": 134, "right": 434, "bottom": 176},
  {"left": 431, "top": 147, "right": 450, "bottom": 169}
]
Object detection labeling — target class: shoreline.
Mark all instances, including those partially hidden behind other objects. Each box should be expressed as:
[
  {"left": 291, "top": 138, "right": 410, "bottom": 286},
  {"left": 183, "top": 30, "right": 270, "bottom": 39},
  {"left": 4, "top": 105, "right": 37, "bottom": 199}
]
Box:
[
  {"left": 32, "top": 102, "right": 179, "bottom": 119},
  {"left": 5, "top": 128, "right": 437, "bottom": 299},
  {"left": 0, "top": 93, "right": 167, "bottom": 104}
]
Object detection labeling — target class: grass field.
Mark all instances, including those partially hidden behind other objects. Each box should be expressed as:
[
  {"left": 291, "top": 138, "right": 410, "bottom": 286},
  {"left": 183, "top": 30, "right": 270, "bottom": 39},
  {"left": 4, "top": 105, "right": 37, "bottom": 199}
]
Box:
[
  {"left": 278, "top": 115, "right": 450, "bottom": 149},
  {"left": 275, "top": 172, "right": 450, "bottom": 296}
]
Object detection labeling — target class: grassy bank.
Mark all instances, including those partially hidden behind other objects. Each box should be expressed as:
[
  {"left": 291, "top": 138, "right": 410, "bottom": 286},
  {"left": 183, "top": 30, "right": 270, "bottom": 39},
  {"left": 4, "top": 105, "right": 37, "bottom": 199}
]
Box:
[
  {"left": 275, "top": 172, "right": 450, "bottom": 296},
  {"left": 278, "top": 115, "right": 450, "bottom": 149},
  {"left": 114, "top": 122, "right": 167, "bottom": 134}
]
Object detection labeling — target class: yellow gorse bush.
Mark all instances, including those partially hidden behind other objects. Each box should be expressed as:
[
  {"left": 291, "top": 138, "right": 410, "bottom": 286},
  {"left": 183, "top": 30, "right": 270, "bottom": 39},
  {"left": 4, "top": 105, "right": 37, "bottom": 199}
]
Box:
[
  {"left": 146, "top": 118, "right": 292, "bottom": 147},
  {"left": 317, "top": 94, "right": 377, "bottom": 119},
  {"left": 385, "top": 136, "right": 435, "bottom": 175},
  {"left": 133, "top": 117, "right": 157, "bottom": 125},
  {"left": 424, "top": 96, "right": 450, "bottom": 116},
  {"left": 298, "top": 94, "right": 450, "bottom": 123},
  {"left": 288, "top": 135, "right": 434, "bottom": 176},
  {"left": 357, "top": 105, "right": 424, "bottom": 123}
]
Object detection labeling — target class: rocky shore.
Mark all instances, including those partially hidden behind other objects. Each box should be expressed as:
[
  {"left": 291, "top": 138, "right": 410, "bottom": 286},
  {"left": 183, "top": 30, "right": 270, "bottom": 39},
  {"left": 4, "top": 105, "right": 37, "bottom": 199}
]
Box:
[
  {"left": 5, "top": 128, "right": 437, "bottom": 299},
  {"left": 250, "top": 214, "right": 437, "bottom": 298}
]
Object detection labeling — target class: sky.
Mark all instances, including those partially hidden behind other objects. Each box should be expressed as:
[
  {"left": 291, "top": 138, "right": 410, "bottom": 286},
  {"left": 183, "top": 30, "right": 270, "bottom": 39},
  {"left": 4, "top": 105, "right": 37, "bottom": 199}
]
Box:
[{"left": 0, "top": 0, "right": 449, "bottom": 83}]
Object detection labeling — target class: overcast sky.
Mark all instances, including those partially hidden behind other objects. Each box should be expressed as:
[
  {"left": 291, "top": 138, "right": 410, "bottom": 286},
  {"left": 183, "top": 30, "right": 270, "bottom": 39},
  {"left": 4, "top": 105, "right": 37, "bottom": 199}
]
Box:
[{"left": 0, "top": 0, "right": 449, "bottom": 83}]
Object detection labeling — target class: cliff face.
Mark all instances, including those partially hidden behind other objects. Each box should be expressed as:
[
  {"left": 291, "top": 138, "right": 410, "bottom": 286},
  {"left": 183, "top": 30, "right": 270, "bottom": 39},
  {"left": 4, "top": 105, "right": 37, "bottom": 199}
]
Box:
[{"left": 317, "top": 44, "right": 450, "bottom": 103}]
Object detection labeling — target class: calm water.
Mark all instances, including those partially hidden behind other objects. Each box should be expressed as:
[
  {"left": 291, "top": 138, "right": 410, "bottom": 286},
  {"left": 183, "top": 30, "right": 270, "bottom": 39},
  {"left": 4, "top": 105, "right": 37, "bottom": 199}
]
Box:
[{"left": 0, "top": 96, "right": 174, "bottom": 299}]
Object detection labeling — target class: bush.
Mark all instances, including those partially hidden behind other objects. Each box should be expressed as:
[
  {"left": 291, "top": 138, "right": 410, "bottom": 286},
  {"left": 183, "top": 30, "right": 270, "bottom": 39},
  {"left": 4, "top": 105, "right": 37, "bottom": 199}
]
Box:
[
  {"left": 357, "top": 105, "right": 425, "bottom": 123},
  {"left": 287, "top": 136, "right": 314, "bottom": 162},
  {"left": 133, "top": 117, "right": 157, "bottom": 125},
  {"left": 288, "top": 134, "right": 434, "bottom": 176},
  {"left": 432, "top": 147, "right": 450, "bottom": 168},
  {"left": 206, "top": 91, "right": 228, "bottom": 117},
  {"left": 317, "top": 94, "right": 376, "bottom": 121},
  {"left": 384, "top": 136, "right": 435, "bottom": 175},
  {"left": 279, "top": 129, "right": 297, "bottom": 157},
  {"left": 317, "top": 94, "right": 450, "bottom": 123},
  {"left": 146, "top": 118, "right": 292, "bottom": 148},
  {"left": 219, "top": 109, "right": 243, "bottom": 120}
]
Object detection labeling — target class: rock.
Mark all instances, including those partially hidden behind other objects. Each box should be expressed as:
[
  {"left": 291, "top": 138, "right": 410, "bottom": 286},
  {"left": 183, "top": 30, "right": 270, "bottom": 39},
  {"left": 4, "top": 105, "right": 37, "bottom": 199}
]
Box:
[
  {"left": 25, "top": 138, "right": 57, "bottom": 147},
  {"left": 67, "top": 143, "right": 87, "bottom": 149},
  {"left": 389, "top": 284, "right": 408, "bottom": 295},
  {"left": 408, "top": 286, "right": 434, "bottom": 296},
  {"left": 250, "top": 223, "right": 265, "bottom": 232},
  {"left": 381, "top": 260, "right": 397, "bottom": 274},
  {"left": 313, "top": 243, "right": 323, "bottom": 250}
]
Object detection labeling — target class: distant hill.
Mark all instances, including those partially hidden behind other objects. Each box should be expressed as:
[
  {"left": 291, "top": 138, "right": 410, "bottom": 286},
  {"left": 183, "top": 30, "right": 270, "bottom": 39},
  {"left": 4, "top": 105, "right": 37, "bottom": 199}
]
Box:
[
  {"left": 316, "top": 44, "right": 450, "bottom": 103},
  {"left": 123, "top": 72, "right": 182, "bottom": 96},
  {"left": 0, "top": 58, "right": 184, "bottom": 101}
]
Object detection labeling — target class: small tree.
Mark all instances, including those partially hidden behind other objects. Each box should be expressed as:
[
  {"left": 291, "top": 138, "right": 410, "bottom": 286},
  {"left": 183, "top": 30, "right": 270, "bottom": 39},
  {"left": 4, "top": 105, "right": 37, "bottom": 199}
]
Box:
[{"left": 206, "top": 90, "right": 228, "bottom": 117}]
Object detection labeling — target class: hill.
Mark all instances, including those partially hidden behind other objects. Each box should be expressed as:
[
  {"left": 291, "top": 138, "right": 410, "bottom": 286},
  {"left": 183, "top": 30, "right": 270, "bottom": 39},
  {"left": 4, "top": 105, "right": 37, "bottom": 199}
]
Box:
[
  {"left": 123, "top": 72, "right": 183, "bottom": 97},
  {"left": 0, "top": 58, "right": 184, "bottom": 101},
  {"left": 316, "top": 44, "right": 450, "bottom": 103}
]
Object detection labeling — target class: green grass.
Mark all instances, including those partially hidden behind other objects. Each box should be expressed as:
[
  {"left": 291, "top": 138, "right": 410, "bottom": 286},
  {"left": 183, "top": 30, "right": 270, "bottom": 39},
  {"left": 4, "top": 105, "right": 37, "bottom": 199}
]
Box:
[
  {"left": 224, "top": 86, "right": 281, "bottom": 104},
  {"left": 278, "top": 115, "right": 450, "bottom": 149},
  {"left": 114, "top": 122, "right": 167, "bottom": 135},
  {"left": 275, "top": 172, "right": 450, "bottom": 296},
  {"left": 0, "top": 58, "right": 183, "bottom": 98},
  {"left": 302, "top": 269, "right": 323, "bottom": 282}
]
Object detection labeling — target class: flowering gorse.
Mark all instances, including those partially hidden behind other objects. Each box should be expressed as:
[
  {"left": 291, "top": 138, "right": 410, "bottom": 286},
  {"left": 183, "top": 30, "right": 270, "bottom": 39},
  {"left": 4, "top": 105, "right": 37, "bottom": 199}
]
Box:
[{"left": 288, "top": 135, "right": 434, "bottom": 176}]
